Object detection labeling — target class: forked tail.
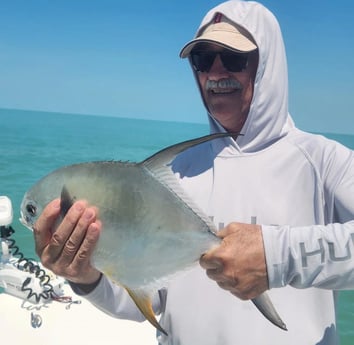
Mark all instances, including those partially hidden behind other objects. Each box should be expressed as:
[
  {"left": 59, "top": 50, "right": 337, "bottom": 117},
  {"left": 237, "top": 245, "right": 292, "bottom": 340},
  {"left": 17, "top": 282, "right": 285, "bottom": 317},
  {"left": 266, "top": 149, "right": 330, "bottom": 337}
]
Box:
[{"left": 252, "top": 293, "right": 287, "bottom": 330}]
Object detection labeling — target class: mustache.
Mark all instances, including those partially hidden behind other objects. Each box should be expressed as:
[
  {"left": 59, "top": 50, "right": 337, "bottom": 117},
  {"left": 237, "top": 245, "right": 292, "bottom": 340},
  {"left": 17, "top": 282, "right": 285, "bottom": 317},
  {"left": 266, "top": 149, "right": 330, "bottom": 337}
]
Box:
[{"left": 206, "top": 78, "right": 243, "bottom": 91}]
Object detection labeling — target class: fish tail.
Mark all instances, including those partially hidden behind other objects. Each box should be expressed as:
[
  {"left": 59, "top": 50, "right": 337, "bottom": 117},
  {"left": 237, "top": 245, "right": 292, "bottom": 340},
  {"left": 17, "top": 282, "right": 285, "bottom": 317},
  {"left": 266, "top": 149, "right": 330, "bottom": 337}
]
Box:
[
  {"left": 252, "top": 292, "right": 287, "bottom": 331},
  {"left": 125, "top": 287, "right": 168, "bottom": 336}
]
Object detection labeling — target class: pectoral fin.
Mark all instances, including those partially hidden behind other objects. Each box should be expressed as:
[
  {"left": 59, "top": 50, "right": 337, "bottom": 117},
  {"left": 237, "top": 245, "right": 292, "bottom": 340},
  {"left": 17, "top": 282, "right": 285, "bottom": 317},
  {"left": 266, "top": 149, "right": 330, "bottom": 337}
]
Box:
[
  {"left": 60, "top": 185, "right": 76, "bottom": 216},
  {"left": 125, "top": 287, "right": 167, "bottom": 336},
  {"left": 252, "top": 292, "right": 287, "bottom": 331}
]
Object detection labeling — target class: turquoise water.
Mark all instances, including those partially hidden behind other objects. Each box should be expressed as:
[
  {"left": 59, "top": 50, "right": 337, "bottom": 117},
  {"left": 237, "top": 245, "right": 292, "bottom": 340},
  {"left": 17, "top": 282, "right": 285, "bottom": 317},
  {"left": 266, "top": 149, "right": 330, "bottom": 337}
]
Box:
[{"left": 1, "top": 108, "right": 353, "bottom": 343}]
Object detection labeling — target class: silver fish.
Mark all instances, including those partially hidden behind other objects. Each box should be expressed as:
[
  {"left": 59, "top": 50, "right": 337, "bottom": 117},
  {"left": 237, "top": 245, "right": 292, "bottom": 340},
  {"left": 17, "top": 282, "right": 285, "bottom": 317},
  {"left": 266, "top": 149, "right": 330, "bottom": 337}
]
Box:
[{"left": 20, "top": 133, "right": 287, "bottom": 334}]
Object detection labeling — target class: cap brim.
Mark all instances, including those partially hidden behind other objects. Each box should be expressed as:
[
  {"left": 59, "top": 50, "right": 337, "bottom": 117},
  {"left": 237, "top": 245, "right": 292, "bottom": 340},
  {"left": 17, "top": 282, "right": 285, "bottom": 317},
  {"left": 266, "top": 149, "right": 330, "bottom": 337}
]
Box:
[{"left": 180, "top": 31, "right": 257, "bottom": 58}]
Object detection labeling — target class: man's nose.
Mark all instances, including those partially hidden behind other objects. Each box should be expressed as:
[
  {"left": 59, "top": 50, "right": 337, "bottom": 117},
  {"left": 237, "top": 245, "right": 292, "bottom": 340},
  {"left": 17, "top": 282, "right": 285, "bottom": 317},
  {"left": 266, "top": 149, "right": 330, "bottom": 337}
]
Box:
[{"left": 208, "top": 54, "right": 229, "bottom": 75}]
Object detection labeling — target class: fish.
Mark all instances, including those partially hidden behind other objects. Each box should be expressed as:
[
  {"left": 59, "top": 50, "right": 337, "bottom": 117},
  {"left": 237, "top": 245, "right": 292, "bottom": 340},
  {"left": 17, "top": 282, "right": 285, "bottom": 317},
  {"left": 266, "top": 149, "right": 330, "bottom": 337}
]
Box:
[{"left": 20, "top": 133, "right": 287, "bottom": 334}]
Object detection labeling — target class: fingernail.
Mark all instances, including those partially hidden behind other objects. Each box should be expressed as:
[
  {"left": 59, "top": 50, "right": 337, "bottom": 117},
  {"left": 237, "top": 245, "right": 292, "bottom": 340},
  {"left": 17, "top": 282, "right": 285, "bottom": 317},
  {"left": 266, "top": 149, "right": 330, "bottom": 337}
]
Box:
[
  {"left": 75, "top": 202, "right": 84, "bottom": 212},
  {"left": 84, "top": 209, "right": 94, "bottom": 220},
  {"left": 53, "top": 199, "right": 61, "bottom": 209}
]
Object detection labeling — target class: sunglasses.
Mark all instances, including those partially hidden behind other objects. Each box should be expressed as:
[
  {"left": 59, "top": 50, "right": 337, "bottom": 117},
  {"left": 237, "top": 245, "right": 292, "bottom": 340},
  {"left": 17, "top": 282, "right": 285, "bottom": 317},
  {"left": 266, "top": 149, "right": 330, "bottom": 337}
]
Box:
[{"left": 190, "top": 50, "right": 248, "bottom": 73}]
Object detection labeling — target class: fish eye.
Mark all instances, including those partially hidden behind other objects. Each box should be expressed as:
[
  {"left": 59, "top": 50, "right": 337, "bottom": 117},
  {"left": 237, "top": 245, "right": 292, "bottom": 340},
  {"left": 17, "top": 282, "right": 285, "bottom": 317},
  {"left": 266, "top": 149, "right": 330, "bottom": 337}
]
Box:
[{"left": 26, "top": 203, "right": 37, "bottom": 217}]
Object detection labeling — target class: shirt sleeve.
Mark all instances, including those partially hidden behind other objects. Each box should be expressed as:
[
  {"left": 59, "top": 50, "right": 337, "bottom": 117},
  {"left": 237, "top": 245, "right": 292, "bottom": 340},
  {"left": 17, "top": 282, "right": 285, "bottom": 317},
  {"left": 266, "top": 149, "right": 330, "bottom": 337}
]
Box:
[
  {"left": 263, "top": 155, "right": 354, "bottom": 290},
  {"left": 71, "top": 274, "right": 163, "bottom": 322},
  {"left": 263, "top": 221, "right": 354, "bottom": 289}
]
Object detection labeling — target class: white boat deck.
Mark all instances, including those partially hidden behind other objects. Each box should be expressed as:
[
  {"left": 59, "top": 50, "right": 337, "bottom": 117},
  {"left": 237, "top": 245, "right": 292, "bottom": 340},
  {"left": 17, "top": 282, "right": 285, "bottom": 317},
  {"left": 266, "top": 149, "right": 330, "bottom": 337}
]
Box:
[{"left": 0, "top": 283, "right": 157, "bottom": 345}]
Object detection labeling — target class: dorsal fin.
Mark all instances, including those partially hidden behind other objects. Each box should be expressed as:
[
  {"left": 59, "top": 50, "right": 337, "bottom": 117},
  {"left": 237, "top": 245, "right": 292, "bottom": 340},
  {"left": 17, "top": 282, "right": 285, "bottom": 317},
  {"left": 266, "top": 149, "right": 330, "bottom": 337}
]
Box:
[
  {"left": 141, "top": 133, "right": 238, "bottom": 233},
  {"left": 141, "top": 132, "right": 237, "bottom": 172}
]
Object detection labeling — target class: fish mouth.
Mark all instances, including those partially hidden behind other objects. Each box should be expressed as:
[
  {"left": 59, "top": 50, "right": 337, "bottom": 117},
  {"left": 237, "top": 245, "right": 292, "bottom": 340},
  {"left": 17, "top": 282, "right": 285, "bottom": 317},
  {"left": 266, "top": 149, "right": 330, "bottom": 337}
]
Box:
[{"left": 19, "top": 212, "right": 33, "bottom": 231}]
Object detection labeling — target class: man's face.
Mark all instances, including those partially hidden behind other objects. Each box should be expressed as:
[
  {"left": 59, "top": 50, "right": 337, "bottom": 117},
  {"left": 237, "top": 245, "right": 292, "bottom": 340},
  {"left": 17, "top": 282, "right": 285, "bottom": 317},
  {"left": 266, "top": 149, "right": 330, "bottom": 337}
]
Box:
[{"left": 191, "top": 44, "right": 258, "bottom": 133}]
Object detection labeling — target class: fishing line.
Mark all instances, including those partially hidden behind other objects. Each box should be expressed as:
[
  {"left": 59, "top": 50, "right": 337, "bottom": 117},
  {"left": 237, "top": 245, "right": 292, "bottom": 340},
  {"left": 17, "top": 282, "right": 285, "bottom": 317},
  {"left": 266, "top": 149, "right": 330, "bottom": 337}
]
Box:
[{"left": 0, "top": 224, "right": 54, "bottom": 303}]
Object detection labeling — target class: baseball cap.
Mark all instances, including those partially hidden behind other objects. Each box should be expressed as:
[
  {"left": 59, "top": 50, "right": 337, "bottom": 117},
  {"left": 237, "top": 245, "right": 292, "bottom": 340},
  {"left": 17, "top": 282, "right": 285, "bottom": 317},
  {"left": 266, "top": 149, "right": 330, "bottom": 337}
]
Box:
[{"left": 180, "top": 12, "right": 257, "bottom": 58}]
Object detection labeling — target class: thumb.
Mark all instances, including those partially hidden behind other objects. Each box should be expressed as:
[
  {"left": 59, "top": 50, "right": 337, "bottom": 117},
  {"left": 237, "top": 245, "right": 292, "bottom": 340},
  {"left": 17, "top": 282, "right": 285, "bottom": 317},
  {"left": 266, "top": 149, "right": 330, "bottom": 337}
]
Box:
[{"left": 217, "top": 223, "right": 239, "bottom": 239}]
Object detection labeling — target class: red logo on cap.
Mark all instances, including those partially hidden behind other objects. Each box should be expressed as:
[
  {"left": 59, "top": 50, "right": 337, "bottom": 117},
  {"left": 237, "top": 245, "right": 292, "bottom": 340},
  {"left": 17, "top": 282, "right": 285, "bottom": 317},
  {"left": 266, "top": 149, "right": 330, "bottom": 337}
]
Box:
[{"left": 213, "top": 12, "right": 223, "bottom": 23}]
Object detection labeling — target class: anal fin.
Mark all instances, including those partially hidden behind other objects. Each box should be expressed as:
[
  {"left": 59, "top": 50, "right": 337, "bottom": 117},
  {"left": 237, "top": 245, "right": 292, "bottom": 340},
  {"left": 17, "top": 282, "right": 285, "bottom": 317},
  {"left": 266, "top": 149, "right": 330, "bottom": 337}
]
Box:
[{"left": 125, "top": 287, "right": 167, "bottom": 336}]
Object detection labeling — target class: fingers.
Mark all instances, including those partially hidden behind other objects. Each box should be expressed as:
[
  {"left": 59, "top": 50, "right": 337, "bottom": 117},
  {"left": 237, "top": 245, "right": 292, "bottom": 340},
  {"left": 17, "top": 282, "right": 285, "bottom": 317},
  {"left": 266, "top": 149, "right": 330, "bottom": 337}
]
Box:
[
  {"left": 33, "top": 199, "right": 61, "bottom": 256},
  {"left": 216, "top": 223, "right": 239, "bottom": 238},
  {"left": 200, "top": 249, "right": 228, "bottom": 286},
  {"left": 200, "top": 249, "right": 223, "bottom": 271},
  {"left": 200, "top": 249, "right": 234, "bottom": 285},
  {"left": 34, "top": 198, "right": 102, "bottom": 284},
  {"left": 40, "top": 201, "right": 86, "bottom": 264},
  {"left": 200, "top": 255, "right": 223, "bottom": 280},
  {"left": 199, "top": 222, "right": 268, "bottom": 300},
  {"left": 71, "top": 220, "right": 101, "bottom": 271}
]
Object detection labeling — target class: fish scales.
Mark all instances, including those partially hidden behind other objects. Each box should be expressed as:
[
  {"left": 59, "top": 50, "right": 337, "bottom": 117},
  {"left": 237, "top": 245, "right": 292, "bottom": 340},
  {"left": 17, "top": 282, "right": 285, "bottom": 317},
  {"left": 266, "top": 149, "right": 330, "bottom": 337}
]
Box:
[
  {"left": 26, "top": 160, "right": 218, "bottom": 287},
  {"left": 67, "top": 162, "right": 218, "bottom": 288}
]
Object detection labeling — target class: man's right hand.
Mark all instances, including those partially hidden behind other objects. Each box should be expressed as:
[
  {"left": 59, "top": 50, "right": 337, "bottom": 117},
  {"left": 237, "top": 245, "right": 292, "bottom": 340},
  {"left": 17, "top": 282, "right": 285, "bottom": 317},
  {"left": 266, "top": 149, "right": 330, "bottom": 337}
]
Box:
[{"left": 33, "top": 198, "right": 102, "bottom": 286}]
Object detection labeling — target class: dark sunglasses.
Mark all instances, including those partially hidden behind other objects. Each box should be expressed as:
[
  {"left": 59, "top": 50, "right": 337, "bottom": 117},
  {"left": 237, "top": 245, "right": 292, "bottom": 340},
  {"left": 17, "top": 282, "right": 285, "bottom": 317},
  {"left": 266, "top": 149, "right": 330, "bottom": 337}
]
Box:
[{"left": 190, "top": 50, "right": 248, "bottom": 73}]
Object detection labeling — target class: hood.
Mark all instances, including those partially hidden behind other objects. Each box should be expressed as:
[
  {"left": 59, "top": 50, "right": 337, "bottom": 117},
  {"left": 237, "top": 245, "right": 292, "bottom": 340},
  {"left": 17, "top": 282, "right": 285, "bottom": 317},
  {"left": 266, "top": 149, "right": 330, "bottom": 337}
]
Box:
[{"left": 186, "top": 0, "right": 295, "bottom": 153}]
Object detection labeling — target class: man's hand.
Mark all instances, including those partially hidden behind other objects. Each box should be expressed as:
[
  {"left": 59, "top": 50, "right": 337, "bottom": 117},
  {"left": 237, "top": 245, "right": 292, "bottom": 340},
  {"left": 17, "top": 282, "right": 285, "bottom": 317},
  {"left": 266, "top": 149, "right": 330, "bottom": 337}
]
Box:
[
  {"left": 200, "top": 222, "right": 268, "bottom": 300},
  {"left": 33, "top": 198, "right": 102, "bottom": 285}
]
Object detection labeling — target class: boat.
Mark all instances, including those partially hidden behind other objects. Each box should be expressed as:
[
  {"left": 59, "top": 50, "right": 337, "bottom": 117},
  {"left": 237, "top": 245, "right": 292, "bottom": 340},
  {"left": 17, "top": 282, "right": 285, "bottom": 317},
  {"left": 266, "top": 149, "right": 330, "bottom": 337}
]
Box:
[{"left": 0, "top": 196, "right": 156, "bottom": 344}]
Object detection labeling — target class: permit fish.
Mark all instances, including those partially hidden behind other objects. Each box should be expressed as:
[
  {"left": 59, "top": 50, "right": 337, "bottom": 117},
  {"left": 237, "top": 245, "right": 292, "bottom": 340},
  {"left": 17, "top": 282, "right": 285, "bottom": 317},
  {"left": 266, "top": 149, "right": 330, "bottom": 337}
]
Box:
[{"left": 20, "top": 133, "right": 287, "bottom": 334}]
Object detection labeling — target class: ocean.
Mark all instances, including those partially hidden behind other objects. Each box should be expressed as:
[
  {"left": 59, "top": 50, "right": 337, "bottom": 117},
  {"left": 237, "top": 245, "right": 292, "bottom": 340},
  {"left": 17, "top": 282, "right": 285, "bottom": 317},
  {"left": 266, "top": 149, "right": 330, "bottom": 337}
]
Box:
[{"left": 1, "top": 108, "right": 354, "bottom": 343}]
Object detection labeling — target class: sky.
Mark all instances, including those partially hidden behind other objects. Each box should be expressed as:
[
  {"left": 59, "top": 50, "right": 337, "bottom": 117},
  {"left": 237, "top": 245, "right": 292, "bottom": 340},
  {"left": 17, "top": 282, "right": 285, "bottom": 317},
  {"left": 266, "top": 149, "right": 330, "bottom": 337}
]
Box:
[{"left": 0, "top": 0, "right": 353, "bottom": 134}]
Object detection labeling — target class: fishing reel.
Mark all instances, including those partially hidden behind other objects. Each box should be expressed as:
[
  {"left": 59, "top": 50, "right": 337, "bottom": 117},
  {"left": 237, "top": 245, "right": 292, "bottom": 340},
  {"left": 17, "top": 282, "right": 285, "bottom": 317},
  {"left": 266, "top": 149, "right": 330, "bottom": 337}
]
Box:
[
  {"left": 0, "top": 196, "right": 14, "bottom": 235},
  {"left": 0, "top": 196, "right": 14, "bottom": 261}
]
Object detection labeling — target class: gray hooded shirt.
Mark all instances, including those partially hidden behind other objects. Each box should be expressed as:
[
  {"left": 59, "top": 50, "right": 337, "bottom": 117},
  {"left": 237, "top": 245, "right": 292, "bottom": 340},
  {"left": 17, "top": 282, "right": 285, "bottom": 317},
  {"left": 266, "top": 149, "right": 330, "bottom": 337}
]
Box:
[{"left": 82, "top": 1, "right": 354, "bottom": 344}]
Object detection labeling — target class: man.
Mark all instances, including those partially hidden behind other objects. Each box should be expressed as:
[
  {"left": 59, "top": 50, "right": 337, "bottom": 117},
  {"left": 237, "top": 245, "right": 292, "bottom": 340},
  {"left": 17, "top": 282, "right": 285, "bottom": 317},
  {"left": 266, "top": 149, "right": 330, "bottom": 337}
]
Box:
[{"left": 34, "top": 1, "right": 354, "bottom": 344}]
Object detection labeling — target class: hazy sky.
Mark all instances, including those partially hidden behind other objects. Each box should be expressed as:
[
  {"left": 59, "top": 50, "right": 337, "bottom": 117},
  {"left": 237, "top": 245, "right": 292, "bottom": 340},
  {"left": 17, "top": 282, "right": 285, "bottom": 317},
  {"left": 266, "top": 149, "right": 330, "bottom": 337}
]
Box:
[{"left": 0, "top": 0, "right": 353, "bottom": 133}]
